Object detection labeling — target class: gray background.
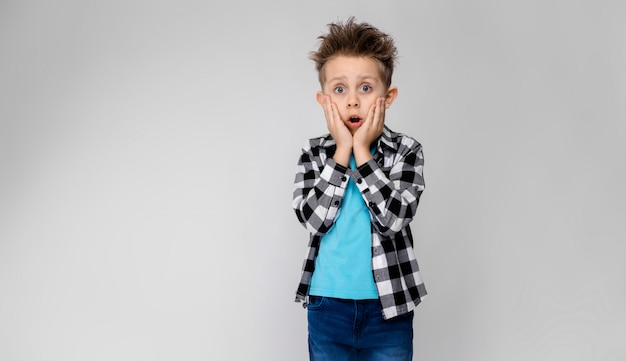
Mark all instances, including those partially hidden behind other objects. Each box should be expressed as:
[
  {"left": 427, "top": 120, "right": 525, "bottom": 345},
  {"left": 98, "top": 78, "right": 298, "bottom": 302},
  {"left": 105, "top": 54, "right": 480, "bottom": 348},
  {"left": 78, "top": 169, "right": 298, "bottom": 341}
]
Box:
[{"left": 1, "top": 1, "right": 624, "bottom": 360}]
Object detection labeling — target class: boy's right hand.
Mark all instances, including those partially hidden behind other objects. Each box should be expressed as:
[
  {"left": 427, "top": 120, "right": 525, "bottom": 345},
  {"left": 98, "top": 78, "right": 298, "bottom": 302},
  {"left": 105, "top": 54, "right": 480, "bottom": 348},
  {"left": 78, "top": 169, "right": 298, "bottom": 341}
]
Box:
[{"left": 321, "top": 95, "right": 352, "bottom": 167}]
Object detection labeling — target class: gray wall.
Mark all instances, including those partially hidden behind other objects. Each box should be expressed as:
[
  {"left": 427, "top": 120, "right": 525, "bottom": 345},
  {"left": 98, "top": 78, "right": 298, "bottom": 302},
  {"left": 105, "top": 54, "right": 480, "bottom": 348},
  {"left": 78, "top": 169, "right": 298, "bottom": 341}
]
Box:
[{"left": 1, "top": 1, "right": 624, "bottom": 360}]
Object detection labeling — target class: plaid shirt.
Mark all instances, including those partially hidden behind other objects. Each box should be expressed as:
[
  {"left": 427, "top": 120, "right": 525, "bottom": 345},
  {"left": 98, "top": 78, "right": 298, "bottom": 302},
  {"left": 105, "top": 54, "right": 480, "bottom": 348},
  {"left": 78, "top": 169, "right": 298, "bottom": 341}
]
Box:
[{"left": 292, "top": 126, "right": 427, "bottom": 320}]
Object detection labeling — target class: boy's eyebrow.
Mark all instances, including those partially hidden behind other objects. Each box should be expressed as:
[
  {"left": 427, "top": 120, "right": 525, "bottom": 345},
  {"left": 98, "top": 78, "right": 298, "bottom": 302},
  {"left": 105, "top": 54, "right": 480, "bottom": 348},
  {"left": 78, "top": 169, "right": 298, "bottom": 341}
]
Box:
[
  {"left": 326, "top": 76, "right": 347, "bottom": 83},
  {"left": 327, "top": 75, "right": 379, "bottom": 84}
]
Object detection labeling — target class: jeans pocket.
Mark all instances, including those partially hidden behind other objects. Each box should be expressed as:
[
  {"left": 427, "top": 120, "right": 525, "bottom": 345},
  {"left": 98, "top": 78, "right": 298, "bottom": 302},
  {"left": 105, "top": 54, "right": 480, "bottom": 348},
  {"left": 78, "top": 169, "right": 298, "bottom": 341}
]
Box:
[{"left": 306, "top": 295, "right": 326, "bottom": 311}]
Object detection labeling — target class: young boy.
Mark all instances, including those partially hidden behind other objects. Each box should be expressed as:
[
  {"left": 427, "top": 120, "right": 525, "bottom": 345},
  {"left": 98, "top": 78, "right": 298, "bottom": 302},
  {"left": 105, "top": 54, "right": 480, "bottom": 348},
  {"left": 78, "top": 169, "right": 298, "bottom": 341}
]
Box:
[{"left": 292, "top": 17, "right": 427, "bottom": 360}]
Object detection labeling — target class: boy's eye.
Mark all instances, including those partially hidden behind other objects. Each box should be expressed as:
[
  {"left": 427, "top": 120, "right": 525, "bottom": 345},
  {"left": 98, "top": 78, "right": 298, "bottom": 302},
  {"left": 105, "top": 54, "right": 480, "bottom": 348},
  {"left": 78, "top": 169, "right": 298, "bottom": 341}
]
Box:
[
  {"left": 360, "top": 85, "right": 371, "bottom": 92},
  {"left": 334, "top": 86, "right": 345, "bottom": 94}
]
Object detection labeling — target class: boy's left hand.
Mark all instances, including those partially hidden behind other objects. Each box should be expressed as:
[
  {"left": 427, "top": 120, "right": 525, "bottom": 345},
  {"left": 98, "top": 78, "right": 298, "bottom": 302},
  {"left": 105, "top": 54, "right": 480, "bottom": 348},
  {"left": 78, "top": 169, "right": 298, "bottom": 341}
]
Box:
[{"left": 353, "top": 97, "right": 385, "bottom": 150}]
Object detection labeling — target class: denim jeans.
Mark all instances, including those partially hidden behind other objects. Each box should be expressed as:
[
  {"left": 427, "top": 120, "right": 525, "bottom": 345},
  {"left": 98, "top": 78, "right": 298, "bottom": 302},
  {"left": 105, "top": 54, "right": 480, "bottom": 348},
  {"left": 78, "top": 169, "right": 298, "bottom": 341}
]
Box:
[{"left": 307, "top": 296, "right": 414, "bottom": 361}]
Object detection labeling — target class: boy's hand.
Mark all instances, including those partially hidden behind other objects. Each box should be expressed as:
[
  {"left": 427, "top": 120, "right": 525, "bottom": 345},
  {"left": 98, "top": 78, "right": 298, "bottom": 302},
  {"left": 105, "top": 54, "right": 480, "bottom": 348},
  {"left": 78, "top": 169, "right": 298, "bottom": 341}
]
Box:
[
  {"left": 321, "top": 95, "right": 352, "bottom": 166},
  {"left": 353, "top": 97, "right": 385, "bottom": 165}
]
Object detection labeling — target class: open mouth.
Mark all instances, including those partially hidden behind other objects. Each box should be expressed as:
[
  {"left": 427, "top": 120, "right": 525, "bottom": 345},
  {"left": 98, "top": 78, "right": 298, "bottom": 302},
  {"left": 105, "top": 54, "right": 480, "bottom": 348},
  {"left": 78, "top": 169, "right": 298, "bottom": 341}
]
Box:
[{"left": 349, "top": 116, "right": 361, "bottom": 123}]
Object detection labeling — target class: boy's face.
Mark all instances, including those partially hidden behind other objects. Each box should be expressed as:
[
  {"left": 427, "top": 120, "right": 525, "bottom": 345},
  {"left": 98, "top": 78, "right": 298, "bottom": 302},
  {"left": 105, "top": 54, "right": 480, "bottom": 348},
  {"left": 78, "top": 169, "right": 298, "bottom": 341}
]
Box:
[{"left": 317, "top": 55, "right": 398, "bottom": 135}]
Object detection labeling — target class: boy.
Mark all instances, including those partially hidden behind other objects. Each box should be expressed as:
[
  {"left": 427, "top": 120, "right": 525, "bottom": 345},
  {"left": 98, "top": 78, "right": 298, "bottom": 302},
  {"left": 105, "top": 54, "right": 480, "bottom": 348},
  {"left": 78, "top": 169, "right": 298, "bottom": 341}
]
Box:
[{"left": 292, "top": 17, "right": 427, "bottom": 360}]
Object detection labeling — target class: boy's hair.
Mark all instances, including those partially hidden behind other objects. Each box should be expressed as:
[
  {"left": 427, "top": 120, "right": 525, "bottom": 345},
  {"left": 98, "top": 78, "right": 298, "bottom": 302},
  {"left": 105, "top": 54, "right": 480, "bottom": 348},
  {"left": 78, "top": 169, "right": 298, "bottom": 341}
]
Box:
[{"left": 310, "top": 17, "right": 398, "bottom": 89}]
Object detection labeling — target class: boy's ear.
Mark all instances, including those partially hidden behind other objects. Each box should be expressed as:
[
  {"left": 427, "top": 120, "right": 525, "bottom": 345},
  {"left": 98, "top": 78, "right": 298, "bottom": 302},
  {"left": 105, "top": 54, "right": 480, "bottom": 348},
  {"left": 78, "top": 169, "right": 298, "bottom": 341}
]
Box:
[
  {"left": 384, "top": 86, "right": 398, "bottom": 109},
  {"left": 316, "top": 91, "right": 325, "bottom": 107}
]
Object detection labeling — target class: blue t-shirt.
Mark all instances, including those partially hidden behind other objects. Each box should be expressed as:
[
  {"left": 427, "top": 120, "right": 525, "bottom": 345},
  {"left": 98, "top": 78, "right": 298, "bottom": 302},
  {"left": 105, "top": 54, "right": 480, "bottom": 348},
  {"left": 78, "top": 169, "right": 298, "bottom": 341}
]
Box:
[{"left": 309, "top": 151, "right": 378, "bottom": 300}]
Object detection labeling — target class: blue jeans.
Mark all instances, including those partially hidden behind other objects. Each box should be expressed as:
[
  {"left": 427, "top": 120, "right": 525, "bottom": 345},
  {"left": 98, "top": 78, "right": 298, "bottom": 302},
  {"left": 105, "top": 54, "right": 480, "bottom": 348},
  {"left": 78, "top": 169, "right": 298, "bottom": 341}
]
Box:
[{"left": 307, "top": 296, "right": 414, "bottom": 361}]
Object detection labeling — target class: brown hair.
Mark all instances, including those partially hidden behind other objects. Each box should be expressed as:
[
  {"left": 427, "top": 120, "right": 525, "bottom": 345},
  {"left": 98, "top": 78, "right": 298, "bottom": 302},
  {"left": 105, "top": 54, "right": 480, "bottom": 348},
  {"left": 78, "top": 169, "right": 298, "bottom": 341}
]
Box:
[{"left": 310, "top": 17, "right": 398, "bottom": 88}]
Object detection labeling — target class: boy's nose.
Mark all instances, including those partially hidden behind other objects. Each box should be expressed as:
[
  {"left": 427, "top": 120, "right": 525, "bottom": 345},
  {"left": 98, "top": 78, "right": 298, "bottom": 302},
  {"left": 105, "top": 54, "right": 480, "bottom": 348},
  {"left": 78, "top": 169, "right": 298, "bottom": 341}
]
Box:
[{"left": 347, "top": 96, "right": 359, "bottom": 108}]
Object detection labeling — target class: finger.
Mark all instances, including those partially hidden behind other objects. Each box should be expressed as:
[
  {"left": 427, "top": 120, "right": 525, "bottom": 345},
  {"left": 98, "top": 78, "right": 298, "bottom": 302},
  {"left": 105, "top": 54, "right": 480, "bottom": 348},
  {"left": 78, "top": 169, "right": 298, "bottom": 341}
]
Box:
[
  {"left": 330, "top": 99, "right": 342, "bottom": 125},
  {"left": 328, "top": 99, "right": 341, "bottom": 130},
  {"left": 365, "top": 102, "right": 376, "bottom": 126},
  {"left": 325, "top": 97, "right": 349, "bottom": 137},
  {"left": 323, "top": 96, "right": 330, "bottom": 119},
  {"left": 378, "top": 97, "right": 385, "bottom": 120},
  {"left": 366, "top": 99, "right": 379, "bottom": 129},
  {"left": 364, "top": 99, "right": 383, "bottom": 141},
  {"left": 323, "top": 96, "right": 335, "bottom": 127}
]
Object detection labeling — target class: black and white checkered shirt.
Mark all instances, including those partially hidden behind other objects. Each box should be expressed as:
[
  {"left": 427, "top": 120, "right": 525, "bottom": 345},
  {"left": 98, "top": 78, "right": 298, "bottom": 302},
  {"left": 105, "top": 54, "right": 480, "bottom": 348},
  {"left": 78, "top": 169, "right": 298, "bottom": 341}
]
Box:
[{"left": 292, "top": 126, "right": 427, "bottom": 320}]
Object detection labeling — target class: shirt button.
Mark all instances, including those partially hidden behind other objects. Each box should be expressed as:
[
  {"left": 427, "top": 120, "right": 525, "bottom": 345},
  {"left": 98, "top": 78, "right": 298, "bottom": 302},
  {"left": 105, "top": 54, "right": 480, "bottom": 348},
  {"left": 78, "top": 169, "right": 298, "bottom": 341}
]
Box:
[
  {"left": 341, "top": 176, "right": 347, "bottom": 182},
  {"left": 334, "top": 201, "right": 339, "bottom": 206},
  {"left": 369, "top": 202, "right": 376, "bottom": 208},
  {"left": 357, "top": 178, "right": 362, "bottom": 184}
]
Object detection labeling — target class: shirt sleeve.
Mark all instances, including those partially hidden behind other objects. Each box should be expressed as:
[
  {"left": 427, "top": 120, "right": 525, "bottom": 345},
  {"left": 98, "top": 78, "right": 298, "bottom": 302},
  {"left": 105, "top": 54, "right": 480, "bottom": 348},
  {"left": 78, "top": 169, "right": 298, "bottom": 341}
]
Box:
[
  {"left": 292, "top": 142, "right": 350, "bottom": 236},
  {"left": 352, "top": 140, "right": 425, "bottom": 237}
]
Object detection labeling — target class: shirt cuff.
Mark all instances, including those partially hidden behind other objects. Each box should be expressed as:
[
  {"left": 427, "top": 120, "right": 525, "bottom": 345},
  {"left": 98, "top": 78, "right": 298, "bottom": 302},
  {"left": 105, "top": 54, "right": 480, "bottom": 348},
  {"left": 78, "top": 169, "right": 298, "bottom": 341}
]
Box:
[
  {"left": 353, "top": 159, "right": 380, "bottom": 187},
  {"left": 320, "top": 158, "right": 349, "bottom": 187}
]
